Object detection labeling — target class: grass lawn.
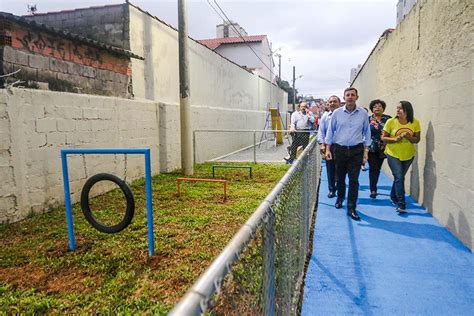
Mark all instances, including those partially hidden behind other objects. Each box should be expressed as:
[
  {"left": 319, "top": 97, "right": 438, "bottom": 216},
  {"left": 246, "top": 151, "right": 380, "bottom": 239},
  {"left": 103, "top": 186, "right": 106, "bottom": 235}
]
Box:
[{"left": 0, "top": 162, "right": 289, "bottom": 314}]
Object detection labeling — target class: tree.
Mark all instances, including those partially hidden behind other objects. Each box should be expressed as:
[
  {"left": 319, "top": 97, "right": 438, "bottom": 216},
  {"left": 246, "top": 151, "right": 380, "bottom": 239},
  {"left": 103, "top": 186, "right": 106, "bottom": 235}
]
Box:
[{"left": 278, "top": 80, "right": 298, "bottom": 104}]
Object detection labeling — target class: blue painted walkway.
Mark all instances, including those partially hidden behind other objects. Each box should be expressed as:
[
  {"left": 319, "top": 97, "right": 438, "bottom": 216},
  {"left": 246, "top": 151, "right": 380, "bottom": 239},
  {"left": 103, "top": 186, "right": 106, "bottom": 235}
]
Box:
[{"left": 302, "top": 162, "right": 474, "bottom": 315}]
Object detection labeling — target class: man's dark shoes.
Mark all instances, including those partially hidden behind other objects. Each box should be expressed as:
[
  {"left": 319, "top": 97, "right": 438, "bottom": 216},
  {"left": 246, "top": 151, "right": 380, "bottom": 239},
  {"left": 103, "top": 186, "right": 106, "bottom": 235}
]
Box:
[
  {"left": 347, "top": 209, "right": 361, "bottom": 221},
  {"left": 335, "top": 201, "right": 343, "bottom": 209},
  {"left": 396, "top": 205, "right": 407, "bottom": 213},
  {"left": 328, "top": 191, "right": 336, "bottom": 198},
  {"left": 370, "top": 191, "right": 377, "bottom": 199}
]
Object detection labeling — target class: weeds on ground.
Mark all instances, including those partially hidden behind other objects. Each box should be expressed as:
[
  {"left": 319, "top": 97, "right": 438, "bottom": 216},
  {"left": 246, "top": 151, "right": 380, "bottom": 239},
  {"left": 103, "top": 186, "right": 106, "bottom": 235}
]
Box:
[{"left": 0, "top": 162, "right": 289, "bottom": 314}]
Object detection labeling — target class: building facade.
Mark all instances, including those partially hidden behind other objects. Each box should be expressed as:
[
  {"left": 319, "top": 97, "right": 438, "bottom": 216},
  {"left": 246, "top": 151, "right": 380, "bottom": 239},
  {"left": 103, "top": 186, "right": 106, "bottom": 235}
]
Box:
[
  {"left": 0, "top": 12, "right": 141, "bottom": 97},
  {"left": 397, "top": 0, "right": 417, "bottom": 25},
  {"left": 199, "top": 34, "right": 274, "bottom": 83},
  {"left": 349, "top": 64, "right": 361, "bottom": 84},
  {"left": 216, "top": 20, "right": 248, "bottom": 38}
]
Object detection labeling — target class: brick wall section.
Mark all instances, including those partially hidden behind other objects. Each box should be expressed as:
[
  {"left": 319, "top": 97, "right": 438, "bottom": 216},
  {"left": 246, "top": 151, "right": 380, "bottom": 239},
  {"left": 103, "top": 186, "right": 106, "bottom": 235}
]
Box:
[
  {"left": 0, "top": 18, "right": 131, "bottom": 97},
  {"left": 2, "top": 46, "right": 130, "bottom": 97},
  {"left": 352, "top": 0, "right": 473, "bottom": 250},
  {"left": 24, "top": 4, "right": 129, "bottom": 50},
  {"left": 0, "top": 89, "right": 158, "bottom": 223}
]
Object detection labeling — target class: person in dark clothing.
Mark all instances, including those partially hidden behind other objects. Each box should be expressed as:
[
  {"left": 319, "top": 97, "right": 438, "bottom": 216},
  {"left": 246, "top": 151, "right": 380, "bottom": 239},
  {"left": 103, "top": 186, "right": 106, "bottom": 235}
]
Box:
[
  {"left": 317, "top": 95, "right": 341, "bottom": 198},
  {"left": 367, "top": 99, "right": 391, "bottom": 199}
]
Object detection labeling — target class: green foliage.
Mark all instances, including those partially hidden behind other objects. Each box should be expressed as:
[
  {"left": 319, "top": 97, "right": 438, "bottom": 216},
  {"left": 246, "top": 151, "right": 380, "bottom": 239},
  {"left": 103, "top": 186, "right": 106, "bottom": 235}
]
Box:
[{"left": 278, "top": 80, "right": 298, "bottom": 105}]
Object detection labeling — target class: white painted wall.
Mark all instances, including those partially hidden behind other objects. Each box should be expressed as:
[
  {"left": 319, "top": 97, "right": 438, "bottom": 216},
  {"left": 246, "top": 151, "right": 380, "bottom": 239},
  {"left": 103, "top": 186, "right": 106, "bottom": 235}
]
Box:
[
  {"left": 0, "top": 88, "right": 159, "bottom": 223},
  {"left": 159, "top": 102, "right": 267, "bottom": 170},
  {"left": 0, "top": 88, "right": 278, "bottom": 223},
  {"left": 0, "top": 4, "right": 288, "bottom": 224},
  {"left": 128, "top": 5, "right": 283, "bottom": 106},
  {"left": 353, "top": 0, "right": 473, "bottom": 250},
  {"left": 215, "top": 40, "right": 274, "bottom": 83},
  {"left": 127, "top": 5, "right": 285, "bottom": 171}
]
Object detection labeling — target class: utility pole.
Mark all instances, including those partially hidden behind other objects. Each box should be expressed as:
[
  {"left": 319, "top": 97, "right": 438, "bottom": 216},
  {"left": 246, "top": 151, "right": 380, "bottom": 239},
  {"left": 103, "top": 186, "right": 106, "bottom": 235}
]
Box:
[
  {"left": 178, "top": 0, "right": 193, "bottom": 175},
  {"left": 277, "top": 54, "right": 281, "bottom": 83},
  {"left": 292, "top": 66, "right": 296, "bottom": 112}
]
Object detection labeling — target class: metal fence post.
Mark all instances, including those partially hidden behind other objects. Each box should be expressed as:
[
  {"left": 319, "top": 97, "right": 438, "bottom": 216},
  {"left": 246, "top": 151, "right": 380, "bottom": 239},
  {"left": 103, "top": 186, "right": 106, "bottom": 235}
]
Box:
[
  {"left": 263, "top": 208, "right": 276, "bottom": 316},
  {"left": 193, "top": 130, "right": 196, "bottom": 165},
  {"left": 253, "top": 130, "right": 257, "bottom": 164}
]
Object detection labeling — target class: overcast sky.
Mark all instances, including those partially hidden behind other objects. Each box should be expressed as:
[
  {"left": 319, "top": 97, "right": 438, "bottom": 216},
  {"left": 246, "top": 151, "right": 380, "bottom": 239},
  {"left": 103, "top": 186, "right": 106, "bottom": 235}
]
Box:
[{"left": 1, "top": 0, "right": 398, "bottom": 98}]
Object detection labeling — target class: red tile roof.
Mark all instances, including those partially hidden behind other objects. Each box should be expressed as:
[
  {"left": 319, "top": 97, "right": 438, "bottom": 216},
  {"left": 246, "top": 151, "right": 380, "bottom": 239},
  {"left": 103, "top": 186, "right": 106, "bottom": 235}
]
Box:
[{"left": 198, "top": 35, "right": 267, "bottom": 50}]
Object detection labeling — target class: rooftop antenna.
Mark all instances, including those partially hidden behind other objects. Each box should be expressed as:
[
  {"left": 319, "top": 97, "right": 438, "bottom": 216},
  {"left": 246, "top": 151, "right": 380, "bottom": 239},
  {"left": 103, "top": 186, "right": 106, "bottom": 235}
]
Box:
[{"left": 27, "top": 4, "right": 37, "bottom": 15}]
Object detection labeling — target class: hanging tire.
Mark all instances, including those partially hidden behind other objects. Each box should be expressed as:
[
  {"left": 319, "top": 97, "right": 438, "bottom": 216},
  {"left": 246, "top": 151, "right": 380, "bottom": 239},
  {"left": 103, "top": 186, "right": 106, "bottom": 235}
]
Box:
[{"left": 80, "top": 173, "right": 135, "bottom": 233}]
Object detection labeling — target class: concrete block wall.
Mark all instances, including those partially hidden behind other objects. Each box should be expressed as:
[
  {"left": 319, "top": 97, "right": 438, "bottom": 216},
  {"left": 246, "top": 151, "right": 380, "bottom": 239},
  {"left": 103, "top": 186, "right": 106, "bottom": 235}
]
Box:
[
  {"left": 24, "top": 4, "right": 130, "bottom": 50},
  {"left": 0, "top": 87, "right": 281, "bottom": 223},
  {"left": 0, "top": 12, "right": 133, "bottom": 97},
  {"left": 0, "top": 92, "right": 16, "bottom": 221},
  {"left": 158, "top": 102, "right": 267, "bottom": 171},
  {"left": 1, "top": 3, "right": 288, "bottom": 223},
  {"left": 352, "top": 0, "right": 473, "bottom": 250},
  {"left": 2, "top": 46, "right": 129, "bottom": 97},
  {"left": 23, "top": 3, "right": 286, "bottom": 114},
  {"left": 0, "top": 88, "right": 159, "bottom": 223}
]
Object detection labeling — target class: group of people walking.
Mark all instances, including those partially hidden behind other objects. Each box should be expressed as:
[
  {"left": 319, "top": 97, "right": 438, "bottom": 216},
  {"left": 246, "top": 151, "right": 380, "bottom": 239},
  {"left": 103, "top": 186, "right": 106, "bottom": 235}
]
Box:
[{"left": 316, "top": 87, "right": 421, "bottom": 221}]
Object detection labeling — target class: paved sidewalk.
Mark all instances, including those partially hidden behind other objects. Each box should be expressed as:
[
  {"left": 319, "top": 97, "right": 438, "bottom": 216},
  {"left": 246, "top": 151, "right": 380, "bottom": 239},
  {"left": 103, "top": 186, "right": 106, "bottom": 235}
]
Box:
[{"left": 302, "top": 162, "right": 474, "bottom": 315}]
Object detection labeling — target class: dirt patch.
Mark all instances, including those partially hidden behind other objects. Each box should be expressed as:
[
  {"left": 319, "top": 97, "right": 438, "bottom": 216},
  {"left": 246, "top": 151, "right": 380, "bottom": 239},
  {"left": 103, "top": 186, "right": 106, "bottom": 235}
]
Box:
[
  {"left": 45, "top": 267, "right": 104, "bottom": 294},
  {"left": 0, "top": 265, "right": 47, "bottom": 289},
  {"left": 0, "top": 264, "right": 103, "bottom": 295}
]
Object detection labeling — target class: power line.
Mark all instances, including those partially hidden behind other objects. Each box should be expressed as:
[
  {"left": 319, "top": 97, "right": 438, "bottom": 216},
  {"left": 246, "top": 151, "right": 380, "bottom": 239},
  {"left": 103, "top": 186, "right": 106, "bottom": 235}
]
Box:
[
  {"left": 212, "top": 0, "right": 278, "bottom": 78},
  {"left": 205, "top": 0, "right": 225, "bottom": 22},
  {"left": 205, "top": 0, "right": 287, "bottom": 83}
]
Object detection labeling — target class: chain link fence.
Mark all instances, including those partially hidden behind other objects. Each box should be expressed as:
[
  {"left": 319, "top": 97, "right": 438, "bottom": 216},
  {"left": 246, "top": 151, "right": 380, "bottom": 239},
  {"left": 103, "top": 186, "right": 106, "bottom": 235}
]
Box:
[{"left": 170, "top": 137, "right": 321, "bottom": 315}]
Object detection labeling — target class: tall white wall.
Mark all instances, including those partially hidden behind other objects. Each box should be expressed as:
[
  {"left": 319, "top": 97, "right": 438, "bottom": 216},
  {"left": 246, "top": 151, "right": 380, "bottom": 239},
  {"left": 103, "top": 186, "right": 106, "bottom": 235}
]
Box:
[
  {"left": 0, "top": 4, "right": 288, "bottom": 224},
  {"left": 352, "top": 0, "right": 473, "bottom": 250},
  {"left": 127, "top": 5, "right": 284, "bottom": 111},
  {"left": 0, "top": 88, "right": 159, "bottom": 223},
  {"left": 128, "top": 5, "right": 285, "bottom": 171},
  {"left": 0, "top": 87, "right": 283, "bottom": 223}
]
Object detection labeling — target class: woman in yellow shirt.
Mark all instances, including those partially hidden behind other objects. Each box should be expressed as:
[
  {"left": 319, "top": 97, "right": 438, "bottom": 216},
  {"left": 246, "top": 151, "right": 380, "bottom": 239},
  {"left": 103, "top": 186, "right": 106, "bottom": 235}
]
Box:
[{"left": 381, "top": 101, "right": 421, "bottom": 213}]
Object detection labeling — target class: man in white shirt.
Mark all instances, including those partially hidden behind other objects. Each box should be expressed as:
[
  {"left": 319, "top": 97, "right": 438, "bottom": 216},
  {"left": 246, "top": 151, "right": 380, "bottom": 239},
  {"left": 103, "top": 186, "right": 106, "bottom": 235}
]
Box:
[{"left": 285, "top": 102, "right": 315, "bottom": 164}]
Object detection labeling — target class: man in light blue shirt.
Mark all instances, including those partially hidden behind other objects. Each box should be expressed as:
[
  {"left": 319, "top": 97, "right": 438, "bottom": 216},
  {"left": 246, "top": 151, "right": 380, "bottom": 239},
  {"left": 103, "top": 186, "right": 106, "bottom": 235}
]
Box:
[
  {"left": 317, "top": 95, "right": 341, "bottom": 198},
  {"left": 325, "top": 87, "right": 371, "bottom": 221}
]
